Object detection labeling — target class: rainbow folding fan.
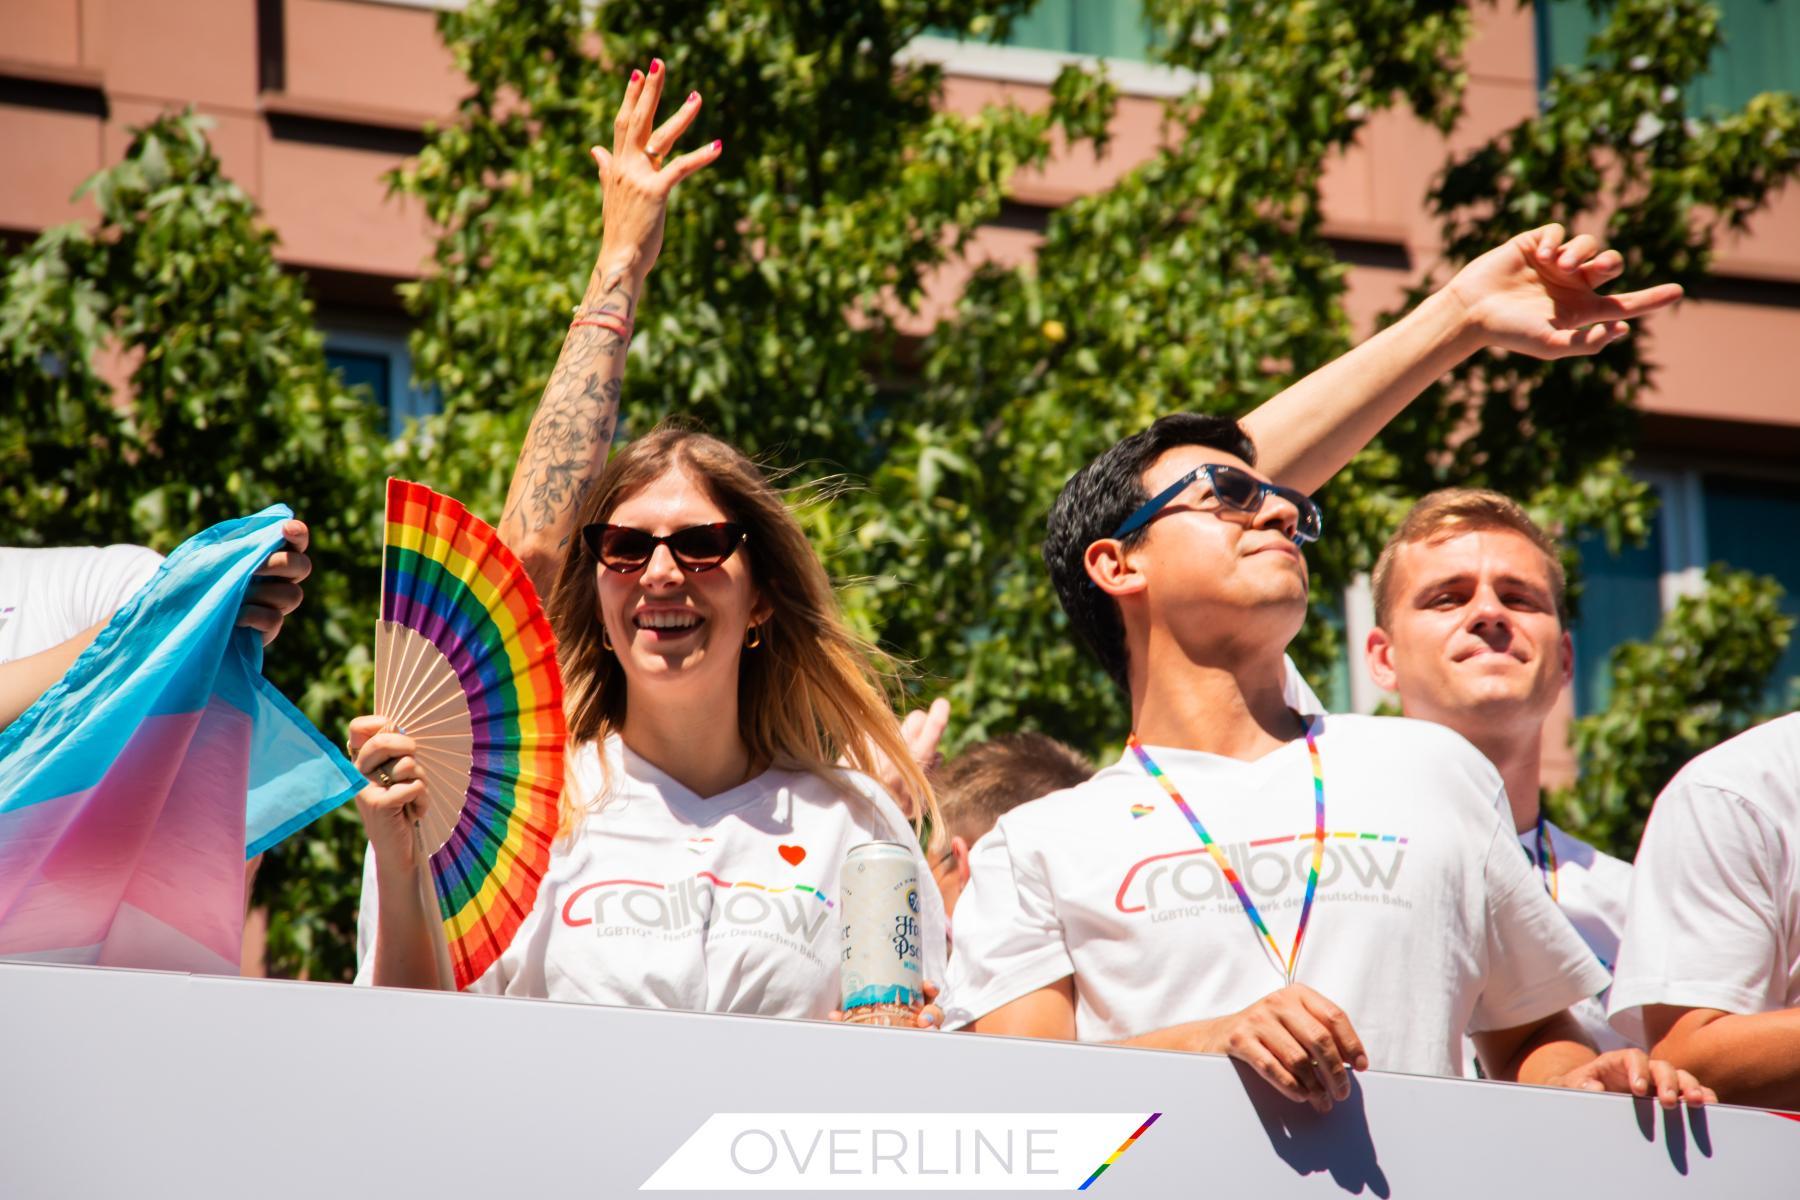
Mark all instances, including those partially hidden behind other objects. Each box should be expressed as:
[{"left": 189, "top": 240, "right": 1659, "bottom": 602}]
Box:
[{"left": 377, "top": 478, "right": 566, "bottom": 989}]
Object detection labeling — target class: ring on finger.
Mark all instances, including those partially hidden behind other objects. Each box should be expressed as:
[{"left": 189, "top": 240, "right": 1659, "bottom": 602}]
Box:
[
  {"left": 374, "top": 762, "right": 395, "bottom": 788},
  {"left": 646, "top": 146, "right": 667, "bottom": 169}
]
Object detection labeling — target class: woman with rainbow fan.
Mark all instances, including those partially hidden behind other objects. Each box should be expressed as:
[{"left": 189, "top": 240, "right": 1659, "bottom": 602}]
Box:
[{"left": 347, "top": 61, "right": 948, "bottom": 1024}]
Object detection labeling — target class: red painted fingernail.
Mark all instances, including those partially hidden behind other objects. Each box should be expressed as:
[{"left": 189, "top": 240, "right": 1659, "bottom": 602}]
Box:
[
  {"left": 688, "top": 91, "right": 700, "bottom": 104},
  {"left": 712, "top": 139, "right": 722, "bottom": 153},
  {"left": 649, "top": 59, "right": 662, "bottom": 75},
  {"left": 630, "top": 69, "right": 642, "bottom": 83}
]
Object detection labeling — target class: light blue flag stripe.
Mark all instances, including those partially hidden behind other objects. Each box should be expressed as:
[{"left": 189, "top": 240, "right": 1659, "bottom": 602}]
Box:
[{"left": 0, "top": 506, "right": 363, "bottom": 858}]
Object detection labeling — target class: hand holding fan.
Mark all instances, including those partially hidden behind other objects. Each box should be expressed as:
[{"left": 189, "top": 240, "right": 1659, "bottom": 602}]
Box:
[{"left": 377, "top": 478, "right": 566, "bottom": 989}]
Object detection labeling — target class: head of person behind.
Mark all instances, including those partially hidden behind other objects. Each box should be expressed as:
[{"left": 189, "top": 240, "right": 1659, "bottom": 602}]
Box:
[
  {"left": 1365, "top": 488, "right": 1571, "bottom": 831},
  {"left": 544, "top": 422, "right": 936, "bottom": 832},
  {"left": 1044, "top": 412, "right": 1314, "bottom": 742},
  {"left": 930, "top": 733, "right": 1094, "bottom": 915}
]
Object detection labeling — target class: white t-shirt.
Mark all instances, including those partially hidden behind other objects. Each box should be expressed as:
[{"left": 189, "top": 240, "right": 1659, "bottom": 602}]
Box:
[
  {"left": 1526, "top": 819, "right": 1636, "bottom": 1050},
  {"left": 358, "top": 736, "right": 950, "bottom": 1020},
  {"left": 0, "top": 545, "right": 163, "bottom": 664},
  {"left": 1608, "top": 713, "right": 1800, "bottom": 1028},
  {"left": 1461, "top": 820, "right": 1636, "bottom": 1071},
  {"left": 943, "top": 713, "right": 1610, "bottom": 1078}
]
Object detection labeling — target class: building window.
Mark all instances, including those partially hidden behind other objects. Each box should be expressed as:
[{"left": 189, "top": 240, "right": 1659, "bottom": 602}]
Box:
[
  {"left": 909, "top": 0, "right": 1194, "bottom": 98},
  {"left": 1571, "top": 467, "right": 1800, "bottom": 714},
  {"left": 322, "top": 325, "right": 437, "bottom": 438},
  {"left": 1537, "top": 0, "right": 1800, "bottom": 113},
  {"left": 1570, "top": 516, "right": 1665, "bottom": 715},
  {"left": 1701, "top": 473, "right": 1800, "bottom": 702},
  {"left": 1000, "top": 0, "right": 1154, "bottom": 60}
]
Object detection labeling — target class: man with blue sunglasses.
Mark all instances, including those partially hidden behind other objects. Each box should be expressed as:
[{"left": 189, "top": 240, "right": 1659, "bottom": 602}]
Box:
[{"left": 942, "top": 410, "right": 1711, "bottom": 1113}]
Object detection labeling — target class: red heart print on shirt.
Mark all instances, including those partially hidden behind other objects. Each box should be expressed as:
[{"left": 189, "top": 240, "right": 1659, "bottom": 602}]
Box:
[{"left": 778, "top": 844, "right": 806, "bottom": 867}]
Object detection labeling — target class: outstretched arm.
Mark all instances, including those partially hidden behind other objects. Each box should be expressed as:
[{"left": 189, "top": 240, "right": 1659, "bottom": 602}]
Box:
[
  {"left": 1473, "top": 1010, "right": 1713, "bottom": 1107},
  {"left": 1641, "top": 1004, "right": 1800, "bottom": 1110},
  {"left": 499, "top": 60, "right": 721, "bottom": 599},
  {"left": 1241, "top": 225, "right": 1684, "bottom": 494}
]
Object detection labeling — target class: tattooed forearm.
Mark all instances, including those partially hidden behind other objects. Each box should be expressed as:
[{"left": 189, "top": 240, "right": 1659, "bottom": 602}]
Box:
[{"left": 500, "top": 260, "right": 639, "bottom": 584}]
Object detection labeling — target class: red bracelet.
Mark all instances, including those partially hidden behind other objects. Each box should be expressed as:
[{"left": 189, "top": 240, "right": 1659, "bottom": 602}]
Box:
[{"left": 571, "top": 316, "right": 631, "bottom": 339}]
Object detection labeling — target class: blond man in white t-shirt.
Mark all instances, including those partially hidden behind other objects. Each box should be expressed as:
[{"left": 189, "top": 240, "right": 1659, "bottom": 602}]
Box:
[
  {"left": 1363, "top": 489, "right": 1636, "bottom": 1060},
  {"left": 1608, "top": 715, "right": 1800, "bottom": 1109},
  {"left": 944, "top": 414, "right": 1711, "bottom": 1112}
]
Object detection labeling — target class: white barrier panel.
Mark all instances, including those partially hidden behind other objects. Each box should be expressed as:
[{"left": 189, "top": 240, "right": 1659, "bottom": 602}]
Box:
[{"left": 0, "top": 961, "right": 1794, "bottom": 1197}]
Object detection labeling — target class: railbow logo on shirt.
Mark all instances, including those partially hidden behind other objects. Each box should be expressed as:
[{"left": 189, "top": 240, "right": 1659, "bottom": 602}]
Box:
[
  {"left": 560, "top": 871, "right": 837, "bottom": 960},
  {"left": 1115, "top": 830, "right": 1412, "bottom": 920}
]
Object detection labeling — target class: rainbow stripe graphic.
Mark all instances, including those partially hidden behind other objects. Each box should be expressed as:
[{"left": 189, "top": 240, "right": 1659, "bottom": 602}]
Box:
[
  {"left": 695, "top": 871, "right": 834, "bottom": 906},
  {"left": 383, "top": 479, "right": 566, "bottom": 989},
  {"left": 1078, "top": 1112, "right": 1161, "bottom": 1190},
  {"left": 1533, "top": 813, "right": 1559, "bottom": 902}
]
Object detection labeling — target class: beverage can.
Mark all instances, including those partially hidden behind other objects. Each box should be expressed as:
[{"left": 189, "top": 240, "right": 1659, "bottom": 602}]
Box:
[{"left": 839, "top": 841, "right": 923, "bottom": 1025}]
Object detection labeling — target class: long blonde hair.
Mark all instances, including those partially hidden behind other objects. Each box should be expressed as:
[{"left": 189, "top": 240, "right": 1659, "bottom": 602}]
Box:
[{"left": 545, "top": 424, "right": 937, "bottom": 839}]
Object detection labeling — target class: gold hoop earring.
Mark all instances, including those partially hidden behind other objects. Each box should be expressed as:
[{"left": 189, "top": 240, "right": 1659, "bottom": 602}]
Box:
[
  {"left": 601, "top": 624, "right": 614, "bottom": 652},
  {"left": 745, "top": 623, "right": 763, "bottom": 649}
]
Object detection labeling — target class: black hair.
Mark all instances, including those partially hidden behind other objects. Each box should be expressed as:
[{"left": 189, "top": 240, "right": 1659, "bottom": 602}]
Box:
[{"left": 1042, "top": 413, "right": 1257, "bottom": 692}]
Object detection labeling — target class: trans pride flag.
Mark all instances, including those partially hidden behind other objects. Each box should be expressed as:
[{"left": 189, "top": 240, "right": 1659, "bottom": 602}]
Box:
[{"left": 0, "top": 505, "right": 363, "bottom": 974}]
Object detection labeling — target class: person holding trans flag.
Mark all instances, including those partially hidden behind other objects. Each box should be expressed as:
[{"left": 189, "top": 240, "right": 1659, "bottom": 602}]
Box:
[
  {"left": 0, "top": 507, "right": 362, "bottom": 975},
  {"left": 0, "top": 522, "right": 312, "bottom": 732}
]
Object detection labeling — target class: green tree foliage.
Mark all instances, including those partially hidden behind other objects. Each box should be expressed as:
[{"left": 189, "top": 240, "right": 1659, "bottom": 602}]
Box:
[
  {"left": 1552, "top": 567, "right": 1793, "bottom": 854},
  {"left": 1387, "top": 0, "right": 1800, "bottom": 552},
  {"left": 865, "top": 0, "right": 1476, "bottom": 744},
  {"left": 390, "top": 0, "right": 1112, "bottom": 515},
  {"left": 1395, "top": 0, "right": 1800, "bottom": 840},
  {"left": 0, "top": 111, "right": 388, "bottom": 977}
]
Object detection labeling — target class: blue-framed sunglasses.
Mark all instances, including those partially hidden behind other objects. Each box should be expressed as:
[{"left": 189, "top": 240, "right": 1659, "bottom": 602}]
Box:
[{"left": 1111, "top": 463, "right": 1323, "bottom": 545}]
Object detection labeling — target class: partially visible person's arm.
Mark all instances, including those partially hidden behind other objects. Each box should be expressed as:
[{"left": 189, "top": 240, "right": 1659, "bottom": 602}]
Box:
[
  {"left": 1643, "top": 1005, "right": 1800, "bottom": 1110},
  {"left": 1609, "top": 777, "right": 1792, "bottom": 1106},
  {"left": 1474, "top": 1011, "right": 1713, "bottom": 1106},
  {"left": 348, "top": 715, "right": 445, "bottom": 990},
  {"left": 1241, "top": 225, "right": 1683, "bottom": 494},
  {"left": 499, "top": 61, "right": 720, "bottom": 600},
  {"left": 0, "top": 622, "right": 105, "bottom": 731}
]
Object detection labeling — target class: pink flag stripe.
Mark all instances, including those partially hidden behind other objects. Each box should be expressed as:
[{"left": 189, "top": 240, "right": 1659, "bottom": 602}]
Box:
[{"left": 0, "top": 698, "right": 249, "bottom": 972}]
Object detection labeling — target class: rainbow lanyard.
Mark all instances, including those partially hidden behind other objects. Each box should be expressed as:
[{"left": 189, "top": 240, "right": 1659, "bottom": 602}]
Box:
[
  {"left": 1126, "top": 717, "right": 1326, "bottom": 985},
  {"left": 1533, "top": 812, "right": 1559, "bottom": 902}
]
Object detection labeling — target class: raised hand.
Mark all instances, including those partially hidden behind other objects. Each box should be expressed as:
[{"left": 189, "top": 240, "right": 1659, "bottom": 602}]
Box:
[
  {"left": 498, "top": 61, "right": 721, "bottom": 596},
  {"left": 591, "top": 60, "right": 721, "bottom": 293},
  {"left": 842, "top": 697, "right": 951, "bottom": 820},
  {"left": 237, "top": 519, "right": 311, "bottom": 646},
  {"left": 1444, "top": 224, "right": 1684, "bottom": 359}
]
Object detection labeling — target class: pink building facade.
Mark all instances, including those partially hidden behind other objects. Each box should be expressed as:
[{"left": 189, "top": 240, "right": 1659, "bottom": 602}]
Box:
[{"left": 4, "top": 1, "right": 1798, "bottom": 763}]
